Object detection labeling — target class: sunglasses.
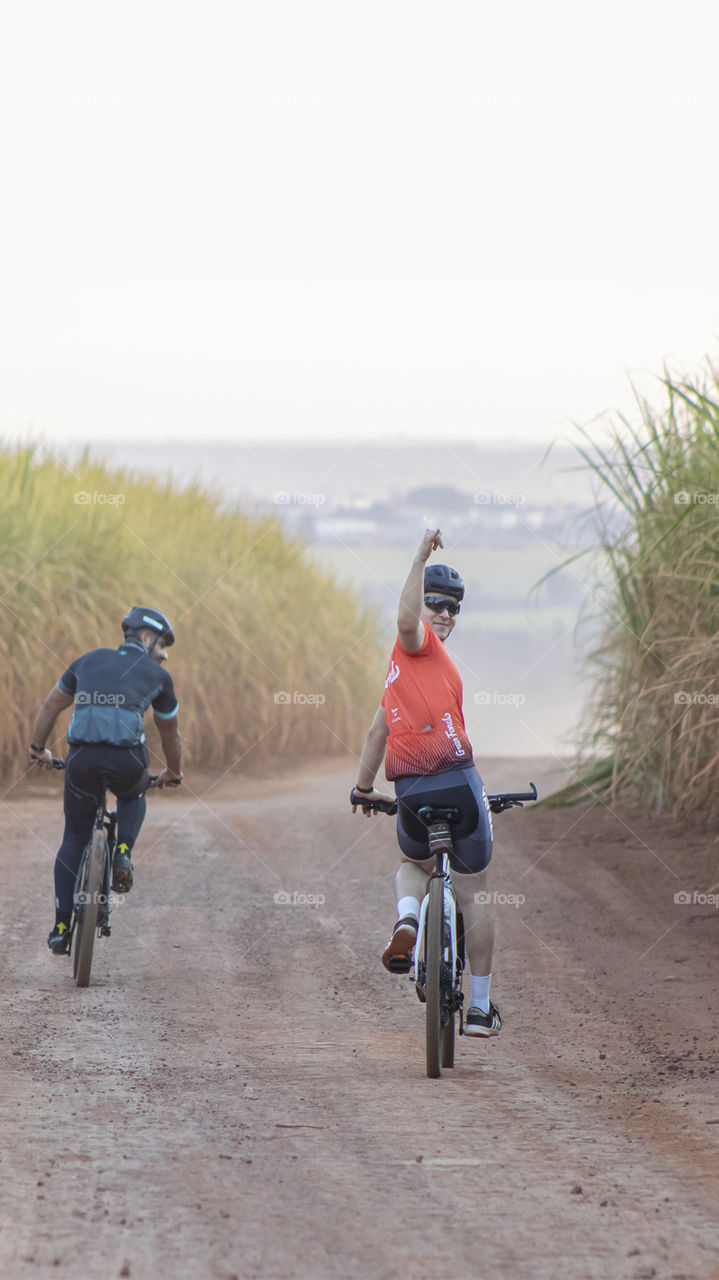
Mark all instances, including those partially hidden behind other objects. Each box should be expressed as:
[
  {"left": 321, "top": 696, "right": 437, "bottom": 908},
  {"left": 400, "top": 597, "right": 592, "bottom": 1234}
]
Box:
[{"left": 424, "top": 595, "right": 461, "bottom": 617}]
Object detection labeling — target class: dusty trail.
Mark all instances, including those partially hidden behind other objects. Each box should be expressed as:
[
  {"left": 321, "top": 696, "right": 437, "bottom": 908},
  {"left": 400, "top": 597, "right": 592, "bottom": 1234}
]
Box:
[{"left": 1, "top": 756, "right": 718, "bottom": 1280}]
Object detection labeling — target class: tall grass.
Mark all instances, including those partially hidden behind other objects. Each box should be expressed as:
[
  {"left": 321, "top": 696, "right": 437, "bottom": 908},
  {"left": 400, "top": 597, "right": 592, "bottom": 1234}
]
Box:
[
  {"left": 544, "top": 361, "right": 719, "bottom": 821},
  {"left": 0, "top": 447, "right": 383, "bottom": 781}
]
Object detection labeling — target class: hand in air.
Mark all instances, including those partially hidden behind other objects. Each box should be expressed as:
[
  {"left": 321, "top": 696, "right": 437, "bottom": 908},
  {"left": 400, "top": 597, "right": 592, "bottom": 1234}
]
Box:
[{"left": 417, "top": 528, "right": 443, "bottom": 562}]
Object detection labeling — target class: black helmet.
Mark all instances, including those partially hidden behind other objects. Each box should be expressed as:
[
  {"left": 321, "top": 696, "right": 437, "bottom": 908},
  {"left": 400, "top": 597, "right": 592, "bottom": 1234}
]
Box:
[
  {"left": 424, "top": 564, "right": 464, "bottom": 602},
  {"left": 121, "top": 606, "right": 175, "bottom": 646}
]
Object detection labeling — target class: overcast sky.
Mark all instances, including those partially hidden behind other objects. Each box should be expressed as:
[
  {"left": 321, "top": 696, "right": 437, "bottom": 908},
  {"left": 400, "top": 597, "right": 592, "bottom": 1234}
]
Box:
[{"left": 2, "top": 0, "right": 717, "bottom": 447}]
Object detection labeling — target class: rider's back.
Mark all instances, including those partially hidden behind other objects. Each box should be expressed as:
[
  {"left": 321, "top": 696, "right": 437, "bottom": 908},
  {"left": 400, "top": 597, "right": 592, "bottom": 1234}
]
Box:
[{"left": 59, "top": 645, "right": 178, "bottom": 747}]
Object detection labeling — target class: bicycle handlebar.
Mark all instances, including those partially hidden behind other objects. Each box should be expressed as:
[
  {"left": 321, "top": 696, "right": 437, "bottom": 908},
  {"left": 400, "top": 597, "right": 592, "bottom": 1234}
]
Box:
[
  {"left": 350, "top": 788, "right": 397, "bottom": 814},
  {"left": 487, "top": 782, "right": 538, "bottom": 813},
  {"left": 350, "top": 782, "right": 538, "bottom": 817}
]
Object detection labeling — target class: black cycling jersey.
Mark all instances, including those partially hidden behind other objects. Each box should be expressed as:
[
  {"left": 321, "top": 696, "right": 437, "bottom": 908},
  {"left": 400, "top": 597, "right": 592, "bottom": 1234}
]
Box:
[{"left": 59, "top": 642, "right": 178, "bottom": 747}]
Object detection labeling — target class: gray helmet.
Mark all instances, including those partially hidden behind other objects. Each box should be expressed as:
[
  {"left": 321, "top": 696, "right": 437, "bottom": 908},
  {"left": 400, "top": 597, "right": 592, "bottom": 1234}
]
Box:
[
  {"left": 424, "top": 564, "right": 464, "bottom": 601},
  {"left": 121, "top": 606, "right": 175, "bottom": 646}
]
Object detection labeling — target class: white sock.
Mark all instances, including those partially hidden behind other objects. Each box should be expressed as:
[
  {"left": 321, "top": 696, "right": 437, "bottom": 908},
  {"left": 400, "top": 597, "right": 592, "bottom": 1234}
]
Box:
[
  {"left": 397, "top": 896, "right": 420, "bottom": 923},
  {"left": 470, "top": 974, "right": 492, "bottom": 1014}
]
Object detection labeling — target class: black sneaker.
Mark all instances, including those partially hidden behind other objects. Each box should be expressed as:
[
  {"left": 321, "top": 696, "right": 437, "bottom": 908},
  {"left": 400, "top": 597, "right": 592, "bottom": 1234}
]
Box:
[
  {"left": 382, "top": 915, "right": 418, "bottom": 973},
  {"left": 112, "top": 843, "right": 134, "bottom": 893},
  {"left": 464, "top": 1002, "right": 502, "bottom": 1038},
  {"left": 47, "top": 922, "right": 71, "bottom": 955}
]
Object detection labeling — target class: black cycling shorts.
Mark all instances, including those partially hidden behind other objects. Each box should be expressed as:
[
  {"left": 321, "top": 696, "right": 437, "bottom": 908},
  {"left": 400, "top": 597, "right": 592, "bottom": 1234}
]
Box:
[{"left": 394, "top": 764, "right": 493, "bottom": 875}]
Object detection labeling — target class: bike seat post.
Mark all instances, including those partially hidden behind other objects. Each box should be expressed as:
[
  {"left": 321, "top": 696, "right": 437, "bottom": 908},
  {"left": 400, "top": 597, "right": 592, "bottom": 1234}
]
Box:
[{"left": 426, "top": 821, "right": 453, "bottom": 859}]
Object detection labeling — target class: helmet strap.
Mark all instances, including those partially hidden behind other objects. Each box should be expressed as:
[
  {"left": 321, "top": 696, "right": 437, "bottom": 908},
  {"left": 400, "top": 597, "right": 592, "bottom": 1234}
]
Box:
[
  {"left": 145, "top": 635, "right": 166, "bottom": 664},
  {"left": 124, "top": 627, "right": 165, "bottom": 662}
]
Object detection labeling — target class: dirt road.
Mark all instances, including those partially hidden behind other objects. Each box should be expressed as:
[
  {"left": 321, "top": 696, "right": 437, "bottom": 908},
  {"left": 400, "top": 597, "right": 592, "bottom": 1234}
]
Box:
[{"left": 1, "top": 757, "right": 718, "bottom": 1280}]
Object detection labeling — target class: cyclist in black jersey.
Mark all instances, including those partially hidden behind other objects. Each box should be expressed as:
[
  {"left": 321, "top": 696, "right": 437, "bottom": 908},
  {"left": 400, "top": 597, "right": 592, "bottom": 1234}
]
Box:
[{"left": 29, "top": 607, "right": 183, "bottom": 955}]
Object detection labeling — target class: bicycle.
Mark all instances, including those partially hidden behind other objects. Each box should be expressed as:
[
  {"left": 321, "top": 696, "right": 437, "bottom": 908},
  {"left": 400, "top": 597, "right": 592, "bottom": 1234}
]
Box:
[
  {"left": 49, "top": 758, "right": 175, "bottom": 987},
  {"left": 351, "top": 782, "right": 538, "bottom": 1078}
]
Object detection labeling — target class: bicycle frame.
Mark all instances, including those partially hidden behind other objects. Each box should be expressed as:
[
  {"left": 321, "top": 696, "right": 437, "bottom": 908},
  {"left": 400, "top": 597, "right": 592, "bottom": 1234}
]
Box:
[
  {"left": 413, "top": 852, "right": 461, "bottom": 994},
  {"left": 413, "top": 810, "right": 466, "bottom": 1075}
]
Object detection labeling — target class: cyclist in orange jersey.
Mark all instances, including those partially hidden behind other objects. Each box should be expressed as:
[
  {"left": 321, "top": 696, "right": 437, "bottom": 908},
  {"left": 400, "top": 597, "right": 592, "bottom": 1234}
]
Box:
[{"left": 352, "top": 529, "right": 500, "bottom": 1037}]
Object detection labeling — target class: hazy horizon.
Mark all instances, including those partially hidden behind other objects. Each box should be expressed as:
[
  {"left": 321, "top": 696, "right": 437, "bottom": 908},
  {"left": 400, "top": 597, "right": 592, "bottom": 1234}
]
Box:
[{"left": 21, "top": 436, "right": 600, "bottom": 510}]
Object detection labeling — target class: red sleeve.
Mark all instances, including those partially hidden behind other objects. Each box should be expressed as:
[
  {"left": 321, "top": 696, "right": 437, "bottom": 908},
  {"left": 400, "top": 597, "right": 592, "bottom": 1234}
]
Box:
[{"left": 396, "top": 623, "right": 432, "bottom": 657}]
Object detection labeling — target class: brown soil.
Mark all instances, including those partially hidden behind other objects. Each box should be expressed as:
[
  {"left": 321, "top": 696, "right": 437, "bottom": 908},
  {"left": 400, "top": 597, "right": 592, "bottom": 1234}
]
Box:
[{"left": 1, "top": 756, "right": 718, "bottom": 1280}]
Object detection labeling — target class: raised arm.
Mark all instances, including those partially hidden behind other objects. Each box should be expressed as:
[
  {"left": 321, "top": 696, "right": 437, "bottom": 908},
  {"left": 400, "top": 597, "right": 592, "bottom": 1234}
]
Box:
[{"left": 397, "top": 528, "right": 443, "bottom": 654}]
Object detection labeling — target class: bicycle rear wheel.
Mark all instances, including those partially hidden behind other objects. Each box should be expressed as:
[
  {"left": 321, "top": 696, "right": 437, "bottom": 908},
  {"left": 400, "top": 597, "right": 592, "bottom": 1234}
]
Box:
[
  {"left": 442, "top": 1013, "right": 456, "bottom": 1068},
  {"left": 73, "top": 830, "right": 106, "bottom": 987},
  {"left": 425, "top": 875, "right": 444, "bottom": 1078},
  {"left": 442, "top": 909, "right": 462, "bottom": 1068}
]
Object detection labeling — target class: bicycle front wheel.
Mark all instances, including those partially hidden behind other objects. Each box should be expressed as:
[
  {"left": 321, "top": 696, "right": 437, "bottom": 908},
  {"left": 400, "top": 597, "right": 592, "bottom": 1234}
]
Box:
[
  {"left": 425, "top": 875, "right": 444, "bottom": 1078},
  {"left": 73, "top": 830, "right": 106, "bottom": 987}
]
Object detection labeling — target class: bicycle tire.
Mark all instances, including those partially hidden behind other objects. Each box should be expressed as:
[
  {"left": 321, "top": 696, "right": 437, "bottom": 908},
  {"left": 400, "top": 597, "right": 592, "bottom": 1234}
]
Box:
[
  {"left": 442, "top": 1012, "right": 456, "bottom": 1068},
  {"left": 74, "top": 830, "right": 105, "bottom": 987},
  {"left": 443, "top": 910, "right": 465, "bottom": 1067},
  {"left": 72, "top": 853, "right": 87, "bottom": 982},
  {"left": 425, "top": 874, "right": 444, "bottom": 1078}
]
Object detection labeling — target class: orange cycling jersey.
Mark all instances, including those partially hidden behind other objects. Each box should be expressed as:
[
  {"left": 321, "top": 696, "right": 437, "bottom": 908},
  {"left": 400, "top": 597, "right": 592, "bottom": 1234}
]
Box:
[{"left": 381, "top": 623, "right": 474, "bottom": 780}]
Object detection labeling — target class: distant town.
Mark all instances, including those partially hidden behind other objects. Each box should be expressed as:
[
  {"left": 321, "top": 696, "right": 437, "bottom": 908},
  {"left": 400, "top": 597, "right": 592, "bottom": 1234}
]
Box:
[{"left": 273, "top": 483, "right": 598, "bottom": 550}]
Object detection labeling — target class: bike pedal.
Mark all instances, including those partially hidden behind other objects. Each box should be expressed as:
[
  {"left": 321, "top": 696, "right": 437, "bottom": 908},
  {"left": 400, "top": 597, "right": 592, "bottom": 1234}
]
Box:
[{"left": 386, "top": 955, "right": 412, "bottom": 974}]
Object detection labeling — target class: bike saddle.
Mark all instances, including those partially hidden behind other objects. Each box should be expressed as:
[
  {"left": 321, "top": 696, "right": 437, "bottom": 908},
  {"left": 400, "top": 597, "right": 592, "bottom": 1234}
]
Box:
[{"left": 416, "top": 805, "right": 461, "bottom": 825}]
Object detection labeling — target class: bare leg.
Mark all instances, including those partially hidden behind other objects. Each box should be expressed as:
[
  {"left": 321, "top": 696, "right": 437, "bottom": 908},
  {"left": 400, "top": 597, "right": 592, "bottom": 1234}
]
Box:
[
  {"left": 451, "top": 864, "right": 494, "bottom": 978},
  {"left": 382, "top": 857, "right": 433, "bottom": 970},
  {"left": 391, "top": 859, "right": 495, "bottom": 991},
  {"left": 395, "top": 860, "right": 494, "bottom": 974},
  {"left": 395, "top": 855, "right": 433, "bottom": 906}
]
